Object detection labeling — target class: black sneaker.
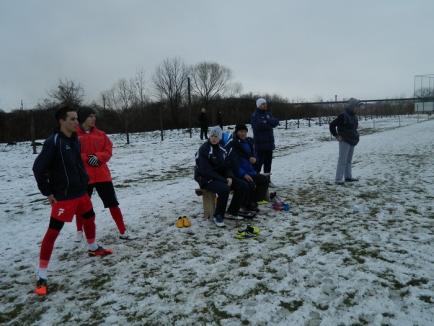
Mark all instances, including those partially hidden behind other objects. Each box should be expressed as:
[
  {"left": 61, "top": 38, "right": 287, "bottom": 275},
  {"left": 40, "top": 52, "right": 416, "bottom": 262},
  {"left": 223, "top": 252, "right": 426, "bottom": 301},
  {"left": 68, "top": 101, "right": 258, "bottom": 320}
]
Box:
[
  {"left": 246, "top": 203, "right": 260, "bottom": 213},
  {"left": 237, "top": 209, "right": 256, "bottom": 219},
  {"left": 226, "top": 212, "right": 244, "bottom": 220},
  {"left": 345, "top": 178, "right": 359, "bottom": 182}
]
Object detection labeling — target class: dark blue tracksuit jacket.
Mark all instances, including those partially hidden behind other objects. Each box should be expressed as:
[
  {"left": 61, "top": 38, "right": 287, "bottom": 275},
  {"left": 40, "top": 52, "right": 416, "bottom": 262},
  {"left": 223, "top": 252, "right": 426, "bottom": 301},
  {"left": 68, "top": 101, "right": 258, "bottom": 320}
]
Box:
[
  {"left": 33, "top": 131, "right": 89, "bottom": 200},
  {"left": 251, "top": 109, "right": 279, "bottom": 151},
  {"left": 225, "top": 135, "right": 257, "bottom": 178},
  {"left": 194, "top": 140, "right": 233, "bottom": 187}
]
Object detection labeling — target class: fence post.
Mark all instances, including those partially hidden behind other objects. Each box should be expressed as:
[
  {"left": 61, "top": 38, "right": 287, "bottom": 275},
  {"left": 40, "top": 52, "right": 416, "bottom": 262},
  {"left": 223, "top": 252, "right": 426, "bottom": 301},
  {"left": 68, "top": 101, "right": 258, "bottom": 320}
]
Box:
[
  {"left": 285, "top": 119, "right": 288, "bottom": 130},
  {"left": 160, "top": 104, "right": 164, "bottom": 141},
  {"left": 31, "top": 111, "right": 37, "bottom": 154}
]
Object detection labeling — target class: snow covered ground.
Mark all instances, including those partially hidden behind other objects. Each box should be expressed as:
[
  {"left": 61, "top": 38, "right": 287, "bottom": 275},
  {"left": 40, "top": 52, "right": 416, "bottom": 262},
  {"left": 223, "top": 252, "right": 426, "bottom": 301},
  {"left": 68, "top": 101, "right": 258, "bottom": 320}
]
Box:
[{"left": 0, "top": 115, "right": 433, "bottom": 325}]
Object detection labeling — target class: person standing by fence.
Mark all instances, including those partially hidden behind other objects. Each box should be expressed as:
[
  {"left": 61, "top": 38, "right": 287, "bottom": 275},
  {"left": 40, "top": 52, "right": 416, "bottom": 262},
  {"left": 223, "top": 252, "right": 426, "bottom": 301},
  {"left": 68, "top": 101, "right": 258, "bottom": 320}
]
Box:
[
  {"left": 198, "top": 108, "right": 209, "bottom": 140},
  {"left": 329, "top": 98, "right": 362, "bottom": 184},
  {"left": 251, "top": 98, "right": 279, "bottom": 187}
]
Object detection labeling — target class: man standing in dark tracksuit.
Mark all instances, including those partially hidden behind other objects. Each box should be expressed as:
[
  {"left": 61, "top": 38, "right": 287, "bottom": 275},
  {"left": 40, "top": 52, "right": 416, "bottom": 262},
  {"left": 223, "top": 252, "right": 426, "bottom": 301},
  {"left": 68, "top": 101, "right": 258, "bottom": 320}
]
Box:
[
  {"left": 251, "top": 98, "right": 279, "bottom": 186},
  {"left": 329, "top": 98, "right": 362, "bottom": 184},
  {"left": 198, "top": 108, "right": 209, "bottom": 140},
  {"left": 32, "top": 103, "right": 112, "bottom": 296}
]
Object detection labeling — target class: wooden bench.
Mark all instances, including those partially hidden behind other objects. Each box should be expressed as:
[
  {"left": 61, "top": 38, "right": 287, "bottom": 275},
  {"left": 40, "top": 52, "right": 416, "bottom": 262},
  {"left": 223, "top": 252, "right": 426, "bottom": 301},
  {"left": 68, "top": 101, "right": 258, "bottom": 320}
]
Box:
[{"left": 195, "top": 189, "right": 216, "bottom": 219}]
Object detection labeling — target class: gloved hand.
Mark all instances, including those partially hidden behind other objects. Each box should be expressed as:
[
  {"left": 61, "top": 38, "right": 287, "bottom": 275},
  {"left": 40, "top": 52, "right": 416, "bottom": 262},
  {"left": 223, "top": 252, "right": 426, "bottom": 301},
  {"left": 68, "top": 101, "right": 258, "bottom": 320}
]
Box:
[{"left": 87, "top": 154, "right": 100, "bottom": 167}]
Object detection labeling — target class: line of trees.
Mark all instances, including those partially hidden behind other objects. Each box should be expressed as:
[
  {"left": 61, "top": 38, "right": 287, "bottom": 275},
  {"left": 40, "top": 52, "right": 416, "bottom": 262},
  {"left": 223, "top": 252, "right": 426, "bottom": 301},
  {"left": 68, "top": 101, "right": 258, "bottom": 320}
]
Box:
[{"left": 0, "top": 57, "right": 416, "bottom": 143}]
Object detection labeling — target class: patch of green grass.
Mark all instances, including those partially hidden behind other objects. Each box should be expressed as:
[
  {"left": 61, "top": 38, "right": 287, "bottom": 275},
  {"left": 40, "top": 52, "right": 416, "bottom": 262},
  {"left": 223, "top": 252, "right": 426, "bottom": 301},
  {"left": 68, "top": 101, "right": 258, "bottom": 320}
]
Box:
[
  {"left": 320, "top": 242, "right": 341, "bottom": 253},
  {"left": 82, "top": 274, "right": 112, "bottom": 291},
  {"left": 369, "top": 207, "right": 380, "bottom": 217},
  {"left": 343, "top": 292, "right": 357, "bottom": 307},
  {"left": 382, "top": 312, "right": 395, "bottom": 318},
  {"left": 418, "top": 295, "right": 433, "bottom": 303},
  {"left": 406, "top": 277, "right": 428, "bottom": 287},
  {"left": 297, "top": 250, "right": 307, "bottom": 257},
  {"left": 313, "top": 302, "right": 329, "bottom": 310},
  {"left": 279, "top": 299, "right": 304, "bottom": 312},
  {"left": 209, "top": 303, "right": 233, "bottom": 321},
  {"left": 405, "top": 207, "right": 419, "bottom": 215},
  {"left": 245, "top": 282, "right": 274, "bottom": 297},
  {"left": 357, "top": 191, "right": 380, "bottom": 200},
  {"left": 0, "top": 303, "right": 25, "bottom": 323}
]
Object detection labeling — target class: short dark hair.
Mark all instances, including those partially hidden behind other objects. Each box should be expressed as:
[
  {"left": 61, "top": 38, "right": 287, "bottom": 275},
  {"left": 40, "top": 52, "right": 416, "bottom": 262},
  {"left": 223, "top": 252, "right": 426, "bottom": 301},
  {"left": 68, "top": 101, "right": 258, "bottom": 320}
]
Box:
[{"left": 54, "top": 103, "right": 78, "bottom": 122}]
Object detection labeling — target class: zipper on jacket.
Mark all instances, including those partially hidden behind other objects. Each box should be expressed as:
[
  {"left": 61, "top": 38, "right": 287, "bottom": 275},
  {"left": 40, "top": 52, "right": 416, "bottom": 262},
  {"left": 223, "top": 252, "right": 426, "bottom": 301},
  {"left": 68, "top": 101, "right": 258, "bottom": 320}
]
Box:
[{"left": 60, "top": 138, "right": 70, "bottom": 196}]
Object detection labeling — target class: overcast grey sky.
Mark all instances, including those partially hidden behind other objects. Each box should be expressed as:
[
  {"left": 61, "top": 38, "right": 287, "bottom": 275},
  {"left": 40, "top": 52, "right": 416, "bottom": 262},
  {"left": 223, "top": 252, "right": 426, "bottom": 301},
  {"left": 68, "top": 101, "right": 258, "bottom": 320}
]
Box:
[{"left": 1, "top": 0, "right": 433, "bottom": 110}]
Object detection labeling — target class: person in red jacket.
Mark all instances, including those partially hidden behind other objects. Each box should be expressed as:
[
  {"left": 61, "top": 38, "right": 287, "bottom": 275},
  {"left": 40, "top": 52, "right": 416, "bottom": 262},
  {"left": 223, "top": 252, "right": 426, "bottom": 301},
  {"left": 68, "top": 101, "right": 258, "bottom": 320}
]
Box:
[{"left": 76, "top": 106, "right": 131, "bottom": 240}]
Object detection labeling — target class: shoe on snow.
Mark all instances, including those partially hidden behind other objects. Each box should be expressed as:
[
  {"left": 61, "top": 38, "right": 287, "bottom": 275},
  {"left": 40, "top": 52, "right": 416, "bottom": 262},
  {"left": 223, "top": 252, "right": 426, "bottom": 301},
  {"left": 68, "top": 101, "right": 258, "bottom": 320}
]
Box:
[
  {"left": 35, "top": 278, "right": 48, "bottom": 296},
  {"left": 237, "top": 209, "right": 256, "bottom": 219},
  {"left": 176, "top": 216, "right": 185, "bottom": 228},
  {"left": 182, "top": 216, "right": 192, "bottom": 227},
  {"left": 345, "top": 178, "right": 359, "bottom": 182},
  {"left": 235, "top": 225, "right": 260, "bottom": 239},
  {"left": 88, "top": 246, "right": 113, "bottom": 257},
  {"left": 119, "top": 232, "right": 136, "bottom": 241},
  {"left": 226, "top": 211, "right": 244, "bottom": 220},
  {"left": 212, "top": 215, "right": 225, "bottom": 227}
]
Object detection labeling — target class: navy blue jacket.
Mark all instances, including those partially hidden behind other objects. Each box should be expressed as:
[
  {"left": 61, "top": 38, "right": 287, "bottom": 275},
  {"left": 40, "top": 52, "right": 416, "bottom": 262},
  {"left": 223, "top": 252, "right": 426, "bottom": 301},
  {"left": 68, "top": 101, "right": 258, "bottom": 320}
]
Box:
[
  {"left": 225, "top": 134, "right": 257, "bottom": 178},
  {"left": 194, "top": 140, "right": 233, "bottom": 187},
  {"left": 251, "top": 109, "right": 279, "bottom": 151},
  {"left": 329, "top": 108, "right": 359, "bottom": 146},
  {"left": 33, "top": 131, "right": 89, "bottom": 200}
]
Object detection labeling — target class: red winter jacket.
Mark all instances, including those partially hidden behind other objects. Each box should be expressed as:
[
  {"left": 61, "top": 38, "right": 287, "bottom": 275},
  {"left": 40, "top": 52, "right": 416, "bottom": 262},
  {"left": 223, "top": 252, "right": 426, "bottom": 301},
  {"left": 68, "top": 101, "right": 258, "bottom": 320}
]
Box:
[{"left": 76, "top": 126, "right": 113, "bottom": 184}]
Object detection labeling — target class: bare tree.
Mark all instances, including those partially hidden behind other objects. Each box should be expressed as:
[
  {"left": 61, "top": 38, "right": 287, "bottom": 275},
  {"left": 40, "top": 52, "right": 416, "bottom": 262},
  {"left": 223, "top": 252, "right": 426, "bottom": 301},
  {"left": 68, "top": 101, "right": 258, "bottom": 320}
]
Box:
[
  {"left": 103, "top": 78, "right": 135, "bottom": 144},
  {"left": 190, "top": 62, "right": 232, "bottom": 107},
  {"left": 153, "top": 57, "right": 188, "bottom": 125},
  {"left": 132, "top": 69, "right": 148, "bottom": 108},
  {"left": 48, "top": 79, "right": 84, "bottom": 106}
]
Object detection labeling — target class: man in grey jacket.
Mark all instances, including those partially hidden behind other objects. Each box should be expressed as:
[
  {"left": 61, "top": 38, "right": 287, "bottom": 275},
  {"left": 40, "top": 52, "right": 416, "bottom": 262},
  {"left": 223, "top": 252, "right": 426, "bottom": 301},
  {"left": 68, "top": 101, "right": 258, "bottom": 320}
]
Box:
[{"left": 329, "top": 98, "right": 362, "bottom": 184}]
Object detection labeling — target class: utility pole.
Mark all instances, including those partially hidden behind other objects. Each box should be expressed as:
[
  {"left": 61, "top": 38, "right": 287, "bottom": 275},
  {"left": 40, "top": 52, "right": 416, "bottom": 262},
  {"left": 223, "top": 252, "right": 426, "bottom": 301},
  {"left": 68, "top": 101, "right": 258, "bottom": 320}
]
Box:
[{"left": 188, "top": 77, "right": 192, "bottom": 138}]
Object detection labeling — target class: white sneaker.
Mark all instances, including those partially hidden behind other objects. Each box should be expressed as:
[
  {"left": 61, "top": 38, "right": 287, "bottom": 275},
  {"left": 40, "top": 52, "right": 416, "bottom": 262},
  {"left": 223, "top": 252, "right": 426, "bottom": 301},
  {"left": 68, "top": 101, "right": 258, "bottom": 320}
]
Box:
[
  {"left": 212, "top": 215, "right": 225, "bottom": 227},
  {"left": 75, "top": 231, "right": 84, "bottom": 243}
]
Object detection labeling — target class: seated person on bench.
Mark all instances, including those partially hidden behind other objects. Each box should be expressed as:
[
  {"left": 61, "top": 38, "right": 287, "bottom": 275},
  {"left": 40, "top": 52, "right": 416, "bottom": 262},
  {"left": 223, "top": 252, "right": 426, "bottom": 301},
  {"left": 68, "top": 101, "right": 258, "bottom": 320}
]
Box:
[
  {"left": 225, "top": 124, "right": 269, "bottom": 211},
  {"left": 194, "top": 126, "right": 252, "bottom": 227}
]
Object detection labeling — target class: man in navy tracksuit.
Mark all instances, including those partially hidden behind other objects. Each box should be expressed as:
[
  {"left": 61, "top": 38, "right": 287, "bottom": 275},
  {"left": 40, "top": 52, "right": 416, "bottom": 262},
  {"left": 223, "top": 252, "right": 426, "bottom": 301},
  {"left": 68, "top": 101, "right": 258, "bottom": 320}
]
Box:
[
  {"left": 225, "top": 124, "right": 269, "bottom": 210},
  {"left": 194, "top": 126, "right": 250, "bottom": 227},
  {"left": 33, "top": 103, "right": 112, "bottom": 296},
  {"left": 329, "top": 98, "right": 361, "bottom": 184},
  {"left": 251, "top": 98, "right": 279, "bottom": 185}
]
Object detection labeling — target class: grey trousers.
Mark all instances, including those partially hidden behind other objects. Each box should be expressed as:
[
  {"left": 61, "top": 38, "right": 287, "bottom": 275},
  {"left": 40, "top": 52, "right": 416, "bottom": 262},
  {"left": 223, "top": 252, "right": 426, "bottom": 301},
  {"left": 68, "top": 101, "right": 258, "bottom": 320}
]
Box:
[{"left": 335, "top": 141, "right": 355, "bottom": 182}]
